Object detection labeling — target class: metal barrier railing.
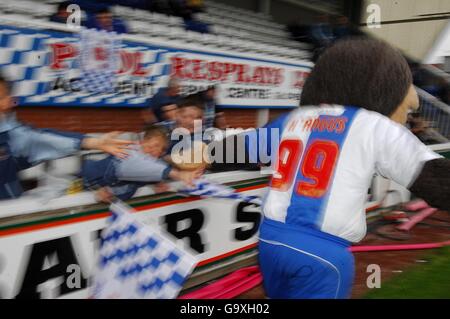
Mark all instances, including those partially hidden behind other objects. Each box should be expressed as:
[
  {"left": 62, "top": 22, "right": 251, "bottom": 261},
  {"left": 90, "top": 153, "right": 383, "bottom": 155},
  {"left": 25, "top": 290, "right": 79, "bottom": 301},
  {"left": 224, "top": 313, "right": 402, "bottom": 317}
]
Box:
[{"left": 415, "top": 86, "right": 450, "bottom": 142}]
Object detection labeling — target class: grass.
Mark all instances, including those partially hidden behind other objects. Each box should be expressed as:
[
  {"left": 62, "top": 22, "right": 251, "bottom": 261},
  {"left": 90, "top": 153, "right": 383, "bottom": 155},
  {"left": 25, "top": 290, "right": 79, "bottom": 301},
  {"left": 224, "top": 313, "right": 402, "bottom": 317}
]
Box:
[{"left": 363, "top": 246, "right": 450, "bottom": 299}]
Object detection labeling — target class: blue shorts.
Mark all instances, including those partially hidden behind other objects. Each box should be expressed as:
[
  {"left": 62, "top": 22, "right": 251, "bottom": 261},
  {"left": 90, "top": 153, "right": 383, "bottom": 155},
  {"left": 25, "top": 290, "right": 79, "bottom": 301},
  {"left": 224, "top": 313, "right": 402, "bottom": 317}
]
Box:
[{"left": 258, "top": 219, "right": 355, "bottom": 299}]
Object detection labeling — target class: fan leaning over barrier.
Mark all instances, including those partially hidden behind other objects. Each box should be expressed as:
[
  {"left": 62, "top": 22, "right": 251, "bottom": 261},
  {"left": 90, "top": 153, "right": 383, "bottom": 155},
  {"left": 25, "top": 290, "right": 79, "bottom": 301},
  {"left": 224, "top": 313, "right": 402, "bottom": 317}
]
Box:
[
  {"left": 81, "top": 125, "right": 203, "bottom": 202},
  {"left": 0, "top": 74, "right": 134, "bottom": 201}
]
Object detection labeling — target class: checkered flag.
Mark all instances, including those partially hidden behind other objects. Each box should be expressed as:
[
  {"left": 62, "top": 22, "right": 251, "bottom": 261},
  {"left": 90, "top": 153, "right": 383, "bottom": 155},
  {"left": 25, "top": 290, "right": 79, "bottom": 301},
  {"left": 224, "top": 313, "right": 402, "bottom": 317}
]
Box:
[
  {"left": 92, "top": 201, "right": 197, "bottom": 299},
  {"left": 178, "top": 179, "right": 262, "bottom": 206},
  {"left": 78, "top": 28, "right": 120, "bottom": 94}
]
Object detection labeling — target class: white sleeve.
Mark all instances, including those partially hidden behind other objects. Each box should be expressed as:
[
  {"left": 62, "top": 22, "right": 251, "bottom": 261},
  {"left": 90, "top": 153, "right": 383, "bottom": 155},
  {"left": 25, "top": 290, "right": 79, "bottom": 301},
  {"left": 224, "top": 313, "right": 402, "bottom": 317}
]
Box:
[
  {"left": 9, "top": 125, "right": 83, "bottom": 165},
  {"left": 115, "top": 150, "right": 170, "bottom": 183},
  {"left": 374, "top": 117, "right": 443, "bottom": 188}
]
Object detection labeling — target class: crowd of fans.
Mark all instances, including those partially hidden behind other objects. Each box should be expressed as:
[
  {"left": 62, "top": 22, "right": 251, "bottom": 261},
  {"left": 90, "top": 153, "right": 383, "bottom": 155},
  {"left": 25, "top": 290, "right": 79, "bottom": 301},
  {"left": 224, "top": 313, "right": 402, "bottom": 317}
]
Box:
[
  {"left": 288, "top": 14, "right": 361, "bottom": 61},
  {"left": 411, "top": 63, "right": 450, "bottom": 105},
  {"left": 0, "top": 70, "right": 232, "bottom": 203},
  {"left": 142, "top": 78, "right": 228, "bottom": 133},
  {"left": 406, "top": 112, "right": 448, "bottom": 145}
]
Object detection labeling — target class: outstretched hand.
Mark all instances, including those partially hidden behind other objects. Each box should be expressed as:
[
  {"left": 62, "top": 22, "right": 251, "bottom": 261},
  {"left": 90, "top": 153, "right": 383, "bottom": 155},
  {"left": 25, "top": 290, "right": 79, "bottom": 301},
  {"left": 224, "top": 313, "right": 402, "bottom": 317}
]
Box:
[
  {"left": 95, "top": 187, "right": 114, "bottom": 203},
  {"left": 82, "top": 131, "right": 135, "bottom": 158},
  {"left": 170, "top": 167, "right": 204, "bottom": 187},
  {"left": 153, "top": 182, "right": 171, "bottom": 193}
]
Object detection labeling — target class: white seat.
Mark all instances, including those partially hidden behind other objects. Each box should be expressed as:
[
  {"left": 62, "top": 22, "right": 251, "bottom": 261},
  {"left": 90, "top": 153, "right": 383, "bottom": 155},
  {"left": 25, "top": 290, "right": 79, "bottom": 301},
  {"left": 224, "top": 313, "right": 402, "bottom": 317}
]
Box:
[
  {"left": 31, "top": 3, "right": 55, "bottom": 17},
  {"left": 7, "top": 0, "right": 34, "bottom": 13},
  {"left": 113, "top": 5, "right": 136, "bottom": 18},
  {"left": 216, "top": 35, "right": 235, "bottom": 49},
  {"left": 233, "top": 38, "right": 252, "bottom": 52},
  {"left": 168, "top": 15, "right": 183, "bottom": 26},
  {"left": 0, "top": 13, "right": 36, "bottom": 27},
  {"left": 146, "top": 23, "right": 170, "bottom": 36},
  {"left": 201, "top": 33, "right": 217, "bottom": 43},
  {"left": 46, "top": 156, "right": 81, "bottom": 177},
  {"left": 129, "top": 21, "right": 151, "bottom": 34},
  {"left": 152, "top": 12, "right": 169, "bottom": 23},
  {"left": 19, "top": 163, "right": 46, "bottom": 181},
  {"left": 185, "top": 30, "right": 203, "bottom": 43},
  {"left": 135, "top": 10, "right": 153, "bottom": 22},
  {"left": 168, "top": 26, "right": 187, "bottom": 40}
]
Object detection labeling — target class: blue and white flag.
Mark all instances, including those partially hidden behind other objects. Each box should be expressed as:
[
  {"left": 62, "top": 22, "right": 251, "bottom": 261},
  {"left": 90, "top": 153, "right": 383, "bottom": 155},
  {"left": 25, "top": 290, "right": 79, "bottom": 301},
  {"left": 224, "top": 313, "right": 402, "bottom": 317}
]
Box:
[
  {"left": 92, "top": 201, "right": 197, "bottom": 299},
  {"left": 178, "top": 179, "right": 262, "bottom": 206},
  {"left": 78, "top": 28, "right": 120, "bottom": 94}
]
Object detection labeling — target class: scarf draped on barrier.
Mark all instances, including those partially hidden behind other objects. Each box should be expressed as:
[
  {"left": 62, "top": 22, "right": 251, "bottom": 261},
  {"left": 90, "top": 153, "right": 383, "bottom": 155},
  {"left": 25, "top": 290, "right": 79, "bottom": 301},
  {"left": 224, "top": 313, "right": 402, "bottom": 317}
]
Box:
[
  {"left": 92, "top": 180, "right": 263, "bottom": 299},
  {"left": 177, "top": 179, "right": 263, "bottom": 206}
]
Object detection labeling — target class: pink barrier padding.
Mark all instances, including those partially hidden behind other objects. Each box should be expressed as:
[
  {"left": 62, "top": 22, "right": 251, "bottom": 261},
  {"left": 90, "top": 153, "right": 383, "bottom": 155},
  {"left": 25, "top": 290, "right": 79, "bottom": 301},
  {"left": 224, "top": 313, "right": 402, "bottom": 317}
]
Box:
[
  {"left": 209, "top": 272, "right": 262, "bottom": 299},
  {"left": 396, "top": 207, "right": 438, "bottom": 231},
  {"left": 179, "top": 266, "right": 262, "bottom": 299},
  {"left": 179, "top": 266, "right": 257, "bottom": 299},
  {"left": 350, "top": 240, "right": 450, "bottom": 253},
  {"left": 404, "top": 200, "right": 429, "bottom": 212},
  {"left": 180, "top": 240, "right": 450, "bottom": 299}
]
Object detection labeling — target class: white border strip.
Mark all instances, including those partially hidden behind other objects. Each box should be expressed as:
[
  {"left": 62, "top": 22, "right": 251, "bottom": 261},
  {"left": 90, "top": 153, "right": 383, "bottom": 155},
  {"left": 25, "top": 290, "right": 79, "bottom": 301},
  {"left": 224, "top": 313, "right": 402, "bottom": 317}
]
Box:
[{"left": 429, "top": 142, "right": 450, "bottom": 152}]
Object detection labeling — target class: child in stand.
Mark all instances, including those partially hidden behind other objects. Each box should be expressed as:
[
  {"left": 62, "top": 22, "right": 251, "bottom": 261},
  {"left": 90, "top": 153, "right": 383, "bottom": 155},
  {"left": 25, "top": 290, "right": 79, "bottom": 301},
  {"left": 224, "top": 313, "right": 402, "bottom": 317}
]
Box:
[
  {"left": 0, "top": 74, "right": 132, "bottom": 200},
  {"left": 81, "top": 125, "right": 202, "bottom": 201}
]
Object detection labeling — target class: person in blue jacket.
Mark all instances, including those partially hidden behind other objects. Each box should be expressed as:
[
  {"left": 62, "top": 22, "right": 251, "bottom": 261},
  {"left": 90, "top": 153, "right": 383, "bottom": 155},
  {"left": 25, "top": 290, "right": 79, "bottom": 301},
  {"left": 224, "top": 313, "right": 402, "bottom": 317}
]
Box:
[
  {"left": 86, "top": 7, "right": 129, "bottom": 34},
  {"left": 0, "top": 75, "right": 132, "bottom": 200}
]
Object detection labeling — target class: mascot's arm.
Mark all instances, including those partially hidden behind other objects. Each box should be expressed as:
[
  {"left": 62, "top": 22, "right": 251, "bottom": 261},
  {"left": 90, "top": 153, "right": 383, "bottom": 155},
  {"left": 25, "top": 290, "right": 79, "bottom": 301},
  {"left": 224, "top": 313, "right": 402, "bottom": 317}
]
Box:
[{"left": 410, "top": 158, "right": 450, "bottom": 211}]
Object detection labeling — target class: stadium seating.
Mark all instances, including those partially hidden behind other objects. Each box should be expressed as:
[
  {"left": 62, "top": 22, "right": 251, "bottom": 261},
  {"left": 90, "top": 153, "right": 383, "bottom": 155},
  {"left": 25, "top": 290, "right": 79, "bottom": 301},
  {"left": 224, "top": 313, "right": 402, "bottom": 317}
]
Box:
[{"left": 0, "top": 0, "right": 312, "bottom": 60}]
